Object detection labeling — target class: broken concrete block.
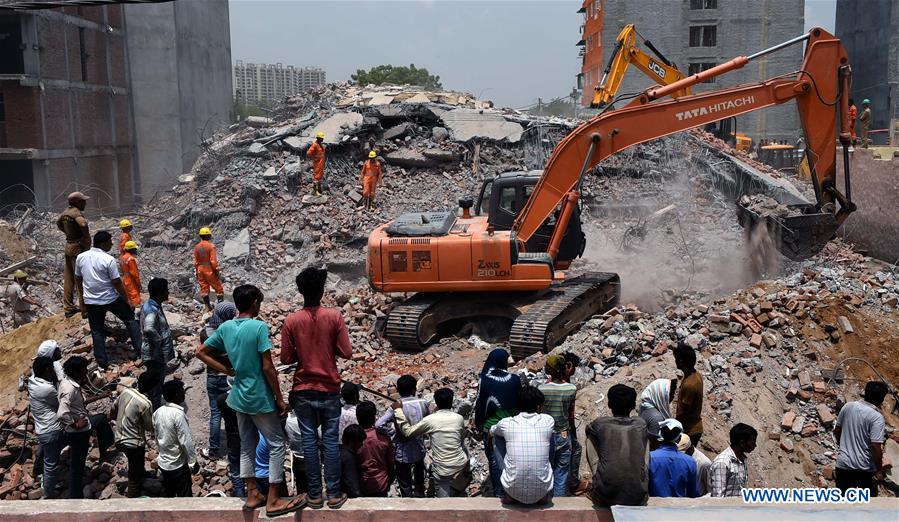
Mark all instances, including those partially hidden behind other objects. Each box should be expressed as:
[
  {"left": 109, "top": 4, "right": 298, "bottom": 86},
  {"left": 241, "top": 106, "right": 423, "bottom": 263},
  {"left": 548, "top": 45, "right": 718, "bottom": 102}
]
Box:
[
  {"left": 441, "top": 108, "right": 523, "bottom": 142},
  {"left": 422, "top": 148, "right": 462, "bottom": 162},
  {"left": 780, "top": 438, "right": 794, "bottom": 452},
  {"left": 791, "top": 415, "right": 805, "bottom": 434},
  {"left": 432, "top": 126, "right": 450, "bottom": 142},
  {"left": 262, "top": 166, "right": 279, "bottom": 179},
  {"left": 798, "top": 370, "right": 812, "bottom": 390},
  {"left": 781, "top": 411, "right": 796, "bottom": 430},
  {"left": 245, "top": 116, "right": 274, "bottom": 128},
  {"left": 301, "top": 194, "right": 329, "bottom": 205},
  {"left": 383, "top": 149, "right": 438, "bottom": 168},
  {"left": 816, "top": 403, "right": 835, "bottom": 428},
  {"left": 837, "top": 316, "right": 853, "bottom": 334},
  {"left": 247, "top": 143, "right": 268, "bottom": 156},
  {"left": 750, "top": 333, "right": 763, "bottom": 348},
  {"left": 222, "top": 228, "right": 250, "bottom": 263},
  {"left": 348, "top": 190, "right": 363, "bottom": 205},
  {"left": 813, "top": 381, "right": 826, "bottom": 393},
  {"left": 382, "top": 122, "right": 412, "bottom": 141}
]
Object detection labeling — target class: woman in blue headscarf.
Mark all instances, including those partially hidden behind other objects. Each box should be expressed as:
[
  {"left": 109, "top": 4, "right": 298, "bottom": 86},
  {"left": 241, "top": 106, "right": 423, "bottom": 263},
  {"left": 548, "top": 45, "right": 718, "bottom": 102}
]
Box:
[{"left": 474, "top": 348, "right": 522, "bottom": 497}]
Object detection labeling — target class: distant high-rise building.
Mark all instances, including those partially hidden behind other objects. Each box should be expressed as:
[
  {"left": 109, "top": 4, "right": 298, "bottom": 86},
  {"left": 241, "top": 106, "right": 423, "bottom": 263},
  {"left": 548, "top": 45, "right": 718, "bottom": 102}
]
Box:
[
  {"left": 232, "top": 62, "right": 326, "bottom": 104},
  {"left": 576, "top": 0, "right": 804, "bottom": 141},
  {"left": 835, "top": 0, "right": 899, "bottom": 146}
]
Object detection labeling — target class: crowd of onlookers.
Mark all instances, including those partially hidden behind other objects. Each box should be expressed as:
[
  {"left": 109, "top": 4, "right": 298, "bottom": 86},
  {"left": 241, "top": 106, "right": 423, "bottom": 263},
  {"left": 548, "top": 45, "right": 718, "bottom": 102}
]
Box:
[{"left": 24, "top": 253, "right": 891, "bottom": 512}]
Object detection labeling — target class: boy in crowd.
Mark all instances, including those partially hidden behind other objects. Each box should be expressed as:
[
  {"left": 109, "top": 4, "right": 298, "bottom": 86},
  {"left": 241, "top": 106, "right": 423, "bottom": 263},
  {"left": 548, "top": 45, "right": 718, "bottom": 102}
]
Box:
[
  {"left": 538, "top": 355, "right": 577, "bottom": 496},
  {"left": 153, "top": 380, "right": 197, "bottom": 497},
  {"left": 357, "top": 401, "right": 395, "bottom": 496},
  {"left": 341, "top": 424, "right": 366, "bottom": 498},
  {"left": 376, "top": 375, "right": 429, "bottom": 497}
]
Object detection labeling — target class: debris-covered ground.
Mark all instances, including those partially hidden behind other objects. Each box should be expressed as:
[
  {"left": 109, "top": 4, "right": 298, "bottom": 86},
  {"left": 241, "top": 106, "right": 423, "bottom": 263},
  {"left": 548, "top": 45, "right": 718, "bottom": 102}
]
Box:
[{"left": 0, "top": 83, "right": 896, "bottom": 500}]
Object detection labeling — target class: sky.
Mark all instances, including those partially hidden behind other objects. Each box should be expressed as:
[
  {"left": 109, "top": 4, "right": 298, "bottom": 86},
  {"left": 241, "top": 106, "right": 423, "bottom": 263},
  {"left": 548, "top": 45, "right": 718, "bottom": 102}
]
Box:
[{"left": 229, "top": 0, "right": 837, "bottom": 109}]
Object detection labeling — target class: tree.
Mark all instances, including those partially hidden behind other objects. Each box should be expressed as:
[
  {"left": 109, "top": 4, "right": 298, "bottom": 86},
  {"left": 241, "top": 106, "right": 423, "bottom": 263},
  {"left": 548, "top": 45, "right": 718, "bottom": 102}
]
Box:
[{"left": 351, "top": 64, "right": 442, "bottom": 90}]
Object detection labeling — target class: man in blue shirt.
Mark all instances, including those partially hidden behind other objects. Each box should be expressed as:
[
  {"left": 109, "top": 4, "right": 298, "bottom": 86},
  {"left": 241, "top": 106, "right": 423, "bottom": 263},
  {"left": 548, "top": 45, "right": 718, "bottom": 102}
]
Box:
[{"left": 648, "top": 419, "right": 699, "bottom": 498}]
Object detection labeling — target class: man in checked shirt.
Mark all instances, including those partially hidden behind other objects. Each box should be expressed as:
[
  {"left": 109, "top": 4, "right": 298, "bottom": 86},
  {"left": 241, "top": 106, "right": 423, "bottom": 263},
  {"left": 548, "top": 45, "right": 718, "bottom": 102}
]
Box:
[
  {"left": 491, "top": 386, "right": 555, "bottom": 505},
  {"left": 709, "top": 423, "right": 757, "bottom": 497}
]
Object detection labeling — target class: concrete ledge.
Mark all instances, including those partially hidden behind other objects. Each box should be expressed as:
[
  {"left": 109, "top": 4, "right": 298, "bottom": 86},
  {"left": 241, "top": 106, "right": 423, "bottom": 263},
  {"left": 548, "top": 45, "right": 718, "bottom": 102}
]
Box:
[{"left": 0, "top": 497, "right": 895, "bottom": 521}]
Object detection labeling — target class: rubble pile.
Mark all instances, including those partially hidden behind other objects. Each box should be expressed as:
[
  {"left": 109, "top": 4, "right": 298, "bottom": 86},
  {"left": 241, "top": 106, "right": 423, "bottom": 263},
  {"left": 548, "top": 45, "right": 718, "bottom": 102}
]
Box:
[{"left": 0, "top": 83, "right": 896, "bottom": 499}]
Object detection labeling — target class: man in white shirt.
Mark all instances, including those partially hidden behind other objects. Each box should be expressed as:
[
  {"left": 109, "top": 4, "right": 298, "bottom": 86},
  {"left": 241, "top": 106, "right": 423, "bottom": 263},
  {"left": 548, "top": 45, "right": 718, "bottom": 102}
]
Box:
[
  {"left": 394, "top": 388, "right": 469, "bottom": 497},
  {"left": 153, "top": 380, "right": 197, "bottom": 497},
  {"left": 75, "top": 230, "right": 141, "bottom": 368},
  {"left": 28, "top": 357, "right": 64, "bottom": 498},
  {"left": 490, "top": 386, "right": 555, "bottom": 505}
]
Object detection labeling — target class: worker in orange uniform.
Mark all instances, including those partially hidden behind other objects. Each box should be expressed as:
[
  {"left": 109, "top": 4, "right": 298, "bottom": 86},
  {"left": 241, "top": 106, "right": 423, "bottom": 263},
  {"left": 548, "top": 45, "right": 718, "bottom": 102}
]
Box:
[
  {"left": 194, "top": 227, "right": 224, "bottom": 311},
  {"left": 847, "top": 98, "right": 857, "bottom": 146},
  {"left": 306, "top": 131, "right": 326, "bottom": 196},
  {"left": 120, "top": 240, "right": 142, "bottom": 313},
  {"left": 359, "top": 150, "right": 384, "bottom": 211},
  {"left": 119, "top": 219, "right": 135, "bottom": 255}
]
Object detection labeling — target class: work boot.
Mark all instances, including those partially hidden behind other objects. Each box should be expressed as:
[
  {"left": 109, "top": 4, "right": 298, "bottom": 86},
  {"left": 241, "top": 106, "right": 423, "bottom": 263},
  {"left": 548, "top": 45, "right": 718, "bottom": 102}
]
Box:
[
  {"left": 203, "top": 295, "right": 212, "bottom": 311},
  {"left": 356, "top": 197, "right": 365, "bottom": 210}
]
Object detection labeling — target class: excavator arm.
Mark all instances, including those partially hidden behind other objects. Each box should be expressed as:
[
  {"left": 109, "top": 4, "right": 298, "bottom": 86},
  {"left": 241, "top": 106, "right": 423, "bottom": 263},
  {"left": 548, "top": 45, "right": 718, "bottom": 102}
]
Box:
[
  {"left": 516, "top": 28, "right": 854, "bottom": 262},
  {"left": 592, "top": 24, "right": 691, "bottom": 108}
]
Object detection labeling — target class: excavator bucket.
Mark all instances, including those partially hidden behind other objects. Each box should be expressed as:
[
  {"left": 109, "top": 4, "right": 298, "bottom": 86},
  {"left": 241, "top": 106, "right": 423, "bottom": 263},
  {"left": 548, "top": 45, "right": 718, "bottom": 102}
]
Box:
[{"left": 736, "top": 202, "right": 840, "bottom": 261}]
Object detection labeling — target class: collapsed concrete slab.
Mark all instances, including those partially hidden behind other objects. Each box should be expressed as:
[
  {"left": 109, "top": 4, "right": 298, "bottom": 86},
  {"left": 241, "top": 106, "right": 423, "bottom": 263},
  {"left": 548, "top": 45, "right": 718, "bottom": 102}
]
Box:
[
  {"left": 441, "top": 108, "right": 523, "bottom": 143},
  {"left": 283, "top": 112, "right": 364, "bottom": 149},
  {"left": 383, "top": 149, "right": 438, "bottom": 168},
  {"left": 383, "top": 122, "right": 413, "bottom": 141}
]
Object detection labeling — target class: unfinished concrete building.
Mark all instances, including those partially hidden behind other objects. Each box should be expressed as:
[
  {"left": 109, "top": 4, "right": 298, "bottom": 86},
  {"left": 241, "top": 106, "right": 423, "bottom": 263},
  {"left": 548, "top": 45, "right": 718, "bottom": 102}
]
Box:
[
  {"left": 232, "top": 61, "right": 326, "bottom": 104},
  {"left": 835, "top": 0, "right": 899, "bottom": 146},
  {"left": 577, "top": 0, "right": 804, "bottom": 141},
  {"left": 0, "top": 0, "right": 232, "bottom": 211}
]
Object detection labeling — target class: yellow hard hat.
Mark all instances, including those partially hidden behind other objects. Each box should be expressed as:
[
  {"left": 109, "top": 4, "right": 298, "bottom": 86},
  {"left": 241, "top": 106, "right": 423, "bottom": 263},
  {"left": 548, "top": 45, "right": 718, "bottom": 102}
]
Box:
[
  {"left": 199, "top": 227, "right": 212, "bottom": 236},
  {"left": 13, "top": 270, "right": 27, "bottom": 279},
  {"left": 123, "top": 240, "right": 139, "bottom": 251},
  {"left": 368, "top": 151, "right": 377, "bottom": 158},
  {"left": 316, "top": 131, "right": 325, "bottom": 139},
  {"left": 119, "top": 219, "right": 132, "bottom": 229}
]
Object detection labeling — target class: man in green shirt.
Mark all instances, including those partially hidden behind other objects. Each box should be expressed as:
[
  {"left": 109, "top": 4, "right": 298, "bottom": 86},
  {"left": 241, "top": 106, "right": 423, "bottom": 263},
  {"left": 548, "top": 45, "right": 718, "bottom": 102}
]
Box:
[
  {"left": 197, "top": 285, "right": 304, "bottom": 517},
  {"left": 538, "top": 354, "right": 577, "bottom": 497}
]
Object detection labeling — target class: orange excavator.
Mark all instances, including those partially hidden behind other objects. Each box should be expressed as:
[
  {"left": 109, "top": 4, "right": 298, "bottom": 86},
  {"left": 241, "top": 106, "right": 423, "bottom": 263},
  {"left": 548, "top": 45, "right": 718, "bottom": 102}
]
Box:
[{"left": 367, "top": 28, "right": 856, "bottom": 358}]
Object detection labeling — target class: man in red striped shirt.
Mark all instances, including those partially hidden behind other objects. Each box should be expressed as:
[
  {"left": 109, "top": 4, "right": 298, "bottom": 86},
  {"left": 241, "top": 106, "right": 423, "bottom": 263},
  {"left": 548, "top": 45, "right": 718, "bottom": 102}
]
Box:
[{"left": 281, "top": 267, "right": 353, "bottom": 509}]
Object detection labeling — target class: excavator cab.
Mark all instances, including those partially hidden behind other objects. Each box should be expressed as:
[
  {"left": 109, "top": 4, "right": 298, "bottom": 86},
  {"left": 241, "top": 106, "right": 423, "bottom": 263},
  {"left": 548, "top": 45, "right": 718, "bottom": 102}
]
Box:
[{"left": 475, "top": 172, "right": 586, "bottom": 266}]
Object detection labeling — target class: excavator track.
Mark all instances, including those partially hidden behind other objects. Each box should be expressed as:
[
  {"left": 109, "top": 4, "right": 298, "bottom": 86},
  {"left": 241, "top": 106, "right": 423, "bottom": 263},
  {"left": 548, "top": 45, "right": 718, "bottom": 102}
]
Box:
[
  {"left": 383, "top": 295, "right": 441, "bottom": 351},
  {"left": 383, "top": 272, "right": 620, "bottom": 356},
  {"left": 509, "top": 272, "right": 620, "bottom": 360}
]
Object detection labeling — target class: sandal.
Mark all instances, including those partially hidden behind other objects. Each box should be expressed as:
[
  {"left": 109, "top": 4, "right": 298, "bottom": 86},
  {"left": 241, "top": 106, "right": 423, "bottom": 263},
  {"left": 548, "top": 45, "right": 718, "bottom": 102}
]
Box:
[
  {"left": 306, "top": 495, "right": 325, "bottom": 509},
  {"left": 265, "top": 496, "right": 307, "bottom": 517},
  {"left": 327, "top": 493, "right": 348, "bottom": 509}
]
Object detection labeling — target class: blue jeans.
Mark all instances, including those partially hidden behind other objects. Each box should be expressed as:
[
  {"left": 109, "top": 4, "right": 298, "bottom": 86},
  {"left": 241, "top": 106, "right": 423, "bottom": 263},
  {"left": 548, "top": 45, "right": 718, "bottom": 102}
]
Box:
[
  {"left": 206, "top": 374, "right": 230, "bottom": 452},
  {"left": 144, "top": 361, "right": 166, "bottom": 410},
  {"left": 37, "top": 430, "right": 65, "bottom": 498},
  {"left": 486, "top": 432, "right": 505, "bottom": 497},
  {"left": 85, "top": 297, "right": 141, "bottom": 368},
  {"left": 569, "top": 435, "right": 582, "bottom": 491},
  {"left": 293, "top": 390, "right": 341, "bottom": 499},
  {"left": 551, "top": 431, "right": 572, "bottom": 497}
]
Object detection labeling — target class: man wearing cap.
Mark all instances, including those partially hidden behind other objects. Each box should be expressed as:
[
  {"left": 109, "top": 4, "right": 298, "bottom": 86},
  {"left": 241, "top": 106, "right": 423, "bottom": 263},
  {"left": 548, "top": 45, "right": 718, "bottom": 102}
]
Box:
[
  {"left": 306, "top": 132, "right": 326, "bottom": 196},
  {"left": 119, "top": 219, "right": 135, "bottom": 256},
  {"left": 56, "top": 192, "right": 91, "bottom": 317},
  {"left": 677, "top": 433, "right": 711, "bottom": 496},
  {"left": 648, "top": 418, "right": 699, "bottom": 498},
  {"left": 36, "top": 339, "right": 65, "bottom": 382},
  {"left": 120, "top": 241, "right": 142, "bottom": 311},
  {"left": 6, "top": 270, "right": 38, "bottom": 327}
]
